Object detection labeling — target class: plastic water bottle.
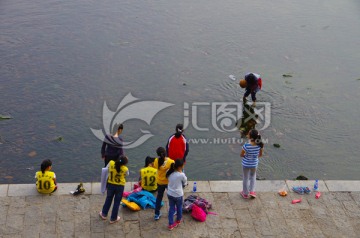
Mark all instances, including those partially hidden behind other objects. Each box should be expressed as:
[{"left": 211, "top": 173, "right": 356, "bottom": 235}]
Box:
[
  {"left": 314, "top": 179, "right": 319, "bottom": 191},
  {"left": 193, "top": 182, "right": 197, "bottom": 192}
]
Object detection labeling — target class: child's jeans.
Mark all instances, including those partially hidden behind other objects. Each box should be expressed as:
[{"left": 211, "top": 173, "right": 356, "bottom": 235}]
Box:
[
  {"left": 242, "top": 167, "right": 257, "bottom": 194},
  {"left": 167, "top": 195, "right": 183, "bottom": 225}
]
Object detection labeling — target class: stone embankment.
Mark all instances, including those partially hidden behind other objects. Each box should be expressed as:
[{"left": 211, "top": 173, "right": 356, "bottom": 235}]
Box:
[{"left": 0, "top": 180, "right": 360, "bottom": 237}]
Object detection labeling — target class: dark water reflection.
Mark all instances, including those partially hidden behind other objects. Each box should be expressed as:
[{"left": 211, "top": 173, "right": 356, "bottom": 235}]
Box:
[{"left": 1, "top": 0, "right": 360, "bottom": 183}]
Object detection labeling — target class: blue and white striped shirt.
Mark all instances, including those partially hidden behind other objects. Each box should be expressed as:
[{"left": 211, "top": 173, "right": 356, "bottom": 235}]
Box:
[{"left": 242, "top": 143, "right": 261, "bottom": 168}]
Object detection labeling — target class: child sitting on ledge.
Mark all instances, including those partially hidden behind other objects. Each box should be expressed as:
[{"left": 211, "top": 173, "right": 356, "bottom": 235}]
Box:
[{"left": 35, "top": 159, "right": 57, "bottom": 194}]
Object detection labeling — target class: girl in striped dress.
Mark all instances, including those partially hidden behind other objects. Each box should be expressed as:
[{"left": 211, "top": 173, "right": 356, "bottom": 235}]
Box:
[{"left": 240, "top": 129, "right": 264, "bottom": 199}]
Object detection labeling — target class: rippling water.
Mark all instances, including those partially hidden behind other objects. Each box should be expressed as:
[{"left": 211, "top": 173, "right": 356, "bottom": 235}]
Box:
[{"left": 1, "top": 0, "right": 360, "bottom": 183}]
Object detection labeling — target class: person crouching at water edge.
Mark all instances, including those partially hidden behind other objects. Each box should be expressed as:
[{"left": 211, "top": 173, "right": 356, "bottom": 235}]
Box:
[
  {"left": 240, "top": 129, "right": 264, "bottom": 199},
  {"left": 35, "top": 159, "right": 57, "bottom": 194},
  {"left": 166, "top": 159, "right": 187, "bottom": 231},
  {"left": 166, "top": 124, "right": 189, "bottom": 166},
  {"left": 101, "top": 124, "right": 124, "bottom": 167},
  {"left": 99, "top": 155, "right": 129, "bottom": 224},
  {"left": 239, "top": 73, "right": 262, "bottom": 107},
  {"left": 153, "top": 147, "right": 174, "bottom": 220}
]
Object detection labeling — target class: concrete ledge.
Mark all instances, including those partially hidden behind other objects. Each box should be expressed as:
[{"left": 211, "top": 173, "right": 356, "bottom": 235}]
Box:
[
  {"left": 92, "top": 182, "right": 102, "bottom": 194},
  {"left": 209, "top": 180, "right": 288, "bottom": 192},
  {"left": 256, "top": 180, "right": 288, "bottom": 192},
  {"left": 3, "top": 180, "right": 360, "bottom": 197},
  {"left": 56, "top": 183, "right": 92, "bottom": 195},
  {"left": 0, "top": 184, "right": 8, "bottom": 197},
  {"left": 8, "top": 183, "right": 94, "bottom": 197},
  {"left": 184, "top": 181, "right": 211, "bottom": 193},
  {"left": 286, "top": 180, "right": 329, "bottom": 192},
  {"left": 325, "top": 180, "right": 360, "bottom": 191},
  {"left": 210, "top": 181, "right": 242, "bottom": 192},
  {"left": 8, "top": 184, "right": 39, "bottom": 196}
]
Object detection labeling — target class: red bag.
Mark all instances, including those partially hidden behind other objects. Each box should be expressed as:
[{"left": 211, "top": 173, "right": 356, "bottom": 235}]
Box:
[
  {"left": 122, "top": 187, "right": 142, "bottom": 198},
  {"left": 191, "top": 204, "right": 207, "bottom": 222}
]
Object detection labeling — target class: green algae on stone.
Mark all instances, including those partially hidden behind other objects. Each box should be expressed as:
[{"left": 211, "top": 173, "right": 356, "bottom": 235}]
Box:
[
  {"left": 0, "top": 115, "right": 12, "bottom": 120},
  {"left": 54, "top": 136, "right": 64, "bottom": 142}
]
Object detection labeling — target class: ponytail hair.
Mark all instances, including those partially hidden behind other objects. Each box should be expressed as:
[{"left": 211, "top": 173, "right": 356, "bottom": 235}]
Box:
[
  {"left": 166, "top": 163, "right": 175, "bottom": 178},
  {"left": 166, "top": 159, "right": 184, "bottom": 178},
  {"left": 249, "top": 129, "right": 264, "bottom": 148},
  {"left": 40, "top": 159, "right": 52, "bottom": 174},
  {"left": 156, "top": 147, "right": 166, "bottom": 169},
  {"left": 144, "top": 156, "right": 155, "bottom": 167},
  {"left": 175, "top": 124, "right": 183, "bottom": 138},
  {"left": 115, "top": 155, "right": 128, "bottom": 173}
]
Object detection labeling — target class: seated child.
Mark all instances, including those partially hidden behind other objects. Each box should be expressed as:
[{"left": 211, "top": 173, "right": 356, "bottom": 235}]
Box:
[
  {"left": 35, "top": 159, "right": 57, "bottom": 194},
  {"left": 139, "top": 156, "right": 158, "bottom": 192}
]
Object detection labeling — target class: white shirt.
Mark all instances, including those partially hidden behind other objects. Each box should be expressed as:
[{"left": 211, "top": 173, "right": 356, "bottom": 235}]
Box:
[{"left": 167, "top": 171, "right": 187, "bottom": 198}]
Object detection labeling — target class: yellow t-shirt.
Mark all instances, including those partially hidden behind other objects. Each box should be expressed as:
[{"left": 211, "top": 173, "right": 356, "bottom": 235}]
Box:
[
  {"left": 35, "top": 171, "right": 56, "bottom": 194},
  {"left": 153, "top": 157, "right": 174, "bottom": 185},
  {"left": 140, "top": 166, "right": 158, "bottom": 191},
  {"left": 107, "top": 160, "right": 128, "bottom": 186}
]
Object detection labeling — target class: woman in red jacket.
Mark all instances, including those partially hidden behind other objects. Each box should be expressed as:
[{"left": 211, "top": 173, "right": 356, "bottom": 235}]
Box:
[{"left": 166, "top": 124, "right": 189, "bottom": 163}]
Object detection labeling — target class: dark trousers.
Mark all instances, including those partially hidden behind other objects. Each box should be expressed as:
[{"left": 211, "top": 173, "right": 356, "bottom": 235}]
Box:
[
  {"left": 155, "top": 184, "right": 167, "bottom": 216},
  {"left": 102, "top": 183, "right": 124, "bottom": 221},
  {"left": 244, "top": 89, "right": 257, "bottom": 101},
  {"left": 104, "top": 155, "right": 118, "bottom": 167}
]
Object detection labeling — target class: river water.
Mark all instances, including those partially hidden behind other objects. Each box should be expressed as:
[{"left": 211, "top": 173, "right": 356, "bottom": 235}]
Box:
[{"left": 1, "top": 0, "right": 360, "bottom": 183}]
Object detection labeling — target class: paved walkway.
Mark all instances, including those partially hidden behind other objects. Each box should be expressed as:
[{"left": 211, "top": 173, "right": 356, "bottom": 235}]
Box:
[{"left": 1, "top": 180, "right": 360, "bottom": 237}]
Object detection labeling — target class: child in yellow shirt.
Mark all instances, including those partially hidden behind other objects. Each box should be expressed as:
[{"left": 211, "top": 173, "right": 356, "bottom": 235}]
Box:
[
  {"left": 139, "top": 156, "right": 158, "bottom": 192},
  {"left": 99, "top": 155, "right": 129, "bottom": 224},
  {"left": 35, "top": 159, "right": 57, "bottom": 194},
  {"left": 153, "top": 147, "right": 174, "bottom": 220}
]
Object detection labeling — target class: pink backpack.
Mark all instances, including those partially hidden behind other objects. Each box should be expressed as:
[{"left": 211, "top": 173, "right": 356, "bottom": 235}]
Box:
[{"left": 191, "top": 204, "right": 207, "bottom": 222}]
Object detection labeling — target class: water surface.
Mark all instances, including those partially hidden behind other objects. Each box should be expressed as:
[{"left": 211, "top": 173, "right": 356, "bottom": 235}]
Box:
[{"left": 1, "top": 0, "right": 360, "bottom": 183}]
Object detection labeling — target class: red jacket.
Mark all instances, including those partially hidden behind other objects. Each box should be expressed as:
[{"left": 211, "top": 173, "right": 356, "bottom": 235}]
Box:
[{"left": 166, "top": 134, "right": 189, "bottom": 162}]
